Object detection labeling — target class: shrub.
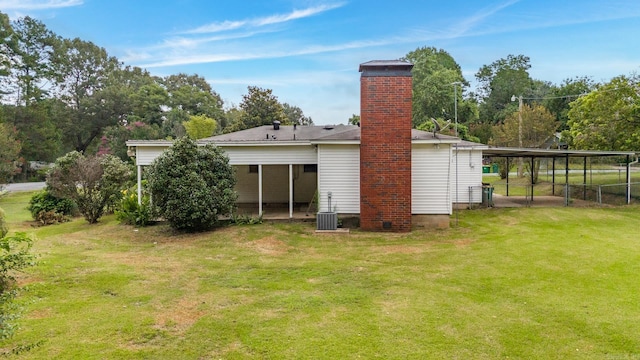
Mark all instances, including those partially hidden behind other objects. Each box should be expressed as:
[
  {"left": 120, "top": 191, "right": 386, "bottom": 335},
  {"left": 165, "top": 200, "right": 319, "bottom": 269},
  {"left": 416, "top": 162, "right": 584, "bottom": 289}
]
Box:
[
  {"left": 27, "top": 190, "right": 77, "bottom": 223},
  {"left": 47, "top": 152, "right": 132, "bottom": 224},
  {"left": 0, "top": 208, "right": 36, "bottom": 339},
  {"left": 147, "top": 137, "right": 236, "bottom": 231},
  {"left": 115, "top": 189, "right": 153, "bottom": 226}
]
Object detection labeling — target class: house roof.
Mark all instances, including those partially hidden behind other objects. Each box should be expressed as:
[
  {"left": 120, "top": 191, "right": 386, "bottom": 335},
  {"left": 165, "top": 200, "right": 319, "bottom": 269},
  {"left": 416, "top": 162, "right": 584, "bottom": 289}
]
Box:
[
  {"left": 199, "top": 124, "right": 460, "bottom": 145},
  {"left": 126, "top": 124, "right": 462, "bottom": 147}
]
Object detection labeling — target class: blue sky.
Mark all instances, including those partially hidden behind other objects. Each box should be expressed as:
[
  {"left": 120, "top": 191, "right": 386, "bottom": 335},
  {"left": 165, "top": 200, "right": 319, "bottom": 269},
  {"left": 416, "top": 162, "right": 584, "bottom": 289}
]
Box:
[{"left": 2, "top": 0, "right": 640, "bottom": 125}]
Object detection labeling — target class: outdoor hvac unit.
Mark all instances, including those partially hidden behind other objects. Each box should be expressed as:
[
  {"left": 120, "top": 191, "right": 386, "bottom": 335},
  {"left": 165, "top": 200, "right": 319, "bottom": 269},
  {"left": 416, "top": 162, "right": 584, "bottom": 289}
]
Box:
[
  {"left": 317, "top": 191, "right": 338, "bottom": 230},
  {"left": 317, "top": 212, "right": 338, "bottom": 230}
]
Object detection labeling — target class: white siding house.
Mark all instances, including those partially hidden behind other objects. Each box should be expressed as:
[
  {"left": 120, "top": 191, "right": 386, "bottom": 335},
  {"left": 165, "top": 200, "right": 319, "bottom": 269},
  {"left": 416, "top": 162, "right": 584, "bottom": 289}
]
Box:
[{"left": 126, "top": 124, "right": 481, "bottom": 221}]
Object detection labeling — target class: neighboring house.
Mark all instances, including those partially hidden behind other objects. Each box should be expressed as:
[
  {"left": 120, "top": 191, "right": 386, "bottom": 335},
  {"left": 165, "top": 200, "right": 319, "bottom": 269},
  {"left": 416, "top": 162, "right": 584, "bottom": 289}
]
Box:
[{"left": 127, "top": 60, "right": 485, "bottom": 231}]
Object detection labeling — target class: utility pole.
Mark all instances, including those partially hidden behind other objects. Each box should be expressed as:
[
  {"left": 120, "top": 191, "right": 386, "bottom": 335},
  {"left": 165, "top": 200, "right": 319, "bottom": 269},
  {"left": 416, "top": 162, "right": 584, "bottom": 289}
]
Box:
[
  {"left": 512, "top": 95, "right": 523, "bottom": 176},
  {"left": 452, "top": 82, "right": 461, "bottom": 138}
]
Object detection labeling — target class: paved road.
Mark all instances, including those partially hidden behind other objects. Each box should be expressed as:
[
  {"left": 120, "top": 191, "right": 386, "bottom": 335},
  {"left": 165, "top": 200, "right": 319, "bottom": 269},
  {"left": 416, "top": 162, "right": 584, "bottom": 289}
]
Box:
[{"left": 1, "top": 182, "right": 46, "bottom": 192}]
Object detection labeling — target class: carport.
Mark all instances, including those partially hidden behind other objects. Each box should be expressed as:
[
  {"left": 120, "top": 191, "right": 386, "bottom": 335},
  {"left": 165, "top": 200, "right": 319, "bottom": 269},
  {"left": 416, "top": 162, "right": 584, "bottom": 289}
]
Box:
[{"left": 483, "top": 147, "right": 638, "bottom": 205}]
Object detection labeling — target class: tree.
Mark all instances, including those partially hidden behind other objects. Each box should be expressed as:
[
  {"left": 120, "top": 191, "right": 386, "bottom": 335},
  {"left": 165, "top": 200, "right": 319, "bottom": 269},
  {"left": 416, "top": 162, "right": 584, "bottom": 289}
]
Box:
[
  {"left": 183, "top": 114, "right": 217, "bottom": 139},
  {"left": 492, "top": 104, "right": 558, "bottom": 181},
  {"left": 544, "top": 76, "right": 595, "bottom": 131},
  {"left": 0, "top": 12, "right": 15, "bottom": 99},
  {"left": 51, "top": 38, "right": 122, "bottom": 153},
  {"left": 46, "top": 151, "right": 132, "bottom": 223},
  {"left": 163, "top": 73, "right": 224, "bottom": 123},
  {"left": 147, "top": 137, "right": 236, "bottom": 231},
  {"left": 0, "top": 123, "right": 21, "bottom": 183},
  {"left": 102, "top": 121, "right": 162, "bottom": 161},
  {"left": 5, "top": 16, "right": 59, "bottom": 106},
  {"left": 283, "top": 103, "right": 313, "bottom": 126},
  {"left": 403, "top": 47, "right": 470, "bottom": 128},
  {"left": 226, "top": 86, "right": 286, "bottom": 132},
  {"left": 348, "top": 114, "right": 360, "bottom": 125},
  {"left": 567, "top": 75, "right": 640, "bottom": 151},
  {"left": 475, "top": 54, "right": 533, "bottom": 124}
]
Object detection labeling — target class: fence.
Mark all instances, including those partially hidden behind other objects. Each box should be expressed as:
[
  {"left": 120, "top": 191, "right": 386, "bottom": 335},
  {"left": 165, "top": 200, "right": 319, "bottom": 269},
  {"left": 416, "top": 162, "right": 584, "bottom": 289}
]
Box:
[{"left": 563, "top": 182, "right": 640, "bottom": 206}]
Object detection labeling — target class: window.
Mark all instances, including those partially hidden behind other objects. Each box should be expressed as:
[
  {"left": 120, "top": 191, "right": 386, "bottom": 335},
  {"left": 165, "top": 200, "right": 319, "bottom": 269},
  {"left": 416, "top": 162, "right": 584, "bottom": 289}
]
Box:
[
  {"left": 249, "top": 165, "right": 258, "bottom": 173},
  {"left": 303, "top": 164, "right": 317, "bottom": 173}
]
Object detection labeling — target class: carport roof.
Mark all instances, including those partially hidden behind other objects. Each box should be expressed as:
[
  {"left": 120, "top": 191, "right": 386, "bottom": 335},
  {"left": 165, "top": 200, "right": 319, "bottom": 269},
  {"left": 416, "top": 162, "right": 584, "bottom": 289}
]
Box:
[{"left": 483, "top": 146, "right": 637, "bottom": 158}]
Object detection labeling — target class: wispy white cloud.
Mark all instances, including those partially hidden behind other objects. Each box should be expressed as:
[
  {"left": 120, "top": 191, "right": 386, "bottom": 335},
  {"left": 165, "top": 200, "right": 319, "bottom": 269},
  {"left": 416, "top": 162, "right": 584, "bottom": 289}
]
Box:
[
  {"left": 450, "top": 0, "right": 521, "bottom": 37},
  {"left": 0, "top": 0, "right": 82, "bottom": 10},
  {"left": 137, "top": 38, "right": 392, "bottom": 68},
  {"left": 179, "top": 2, "right": 345, "bottom": 34}
]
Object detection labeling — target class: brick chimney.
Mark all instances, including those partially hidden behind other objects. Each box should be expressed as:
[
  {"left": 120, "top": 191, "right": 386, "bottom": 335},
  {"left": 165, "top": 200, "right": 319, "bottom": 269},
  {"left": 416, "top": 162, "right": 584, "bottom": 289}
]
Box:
[{"left": 359, "top": 60, "right": 413, "bottom": 232}]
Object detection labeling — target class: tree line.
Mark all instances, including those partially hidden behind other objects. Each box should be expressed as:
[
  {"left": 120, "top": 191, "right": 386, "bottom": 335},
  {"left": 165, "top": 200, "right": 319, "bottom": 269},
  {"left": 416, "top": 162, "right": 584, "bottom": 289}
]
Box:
[
  {"left": 0, "top": 12, "right": 312, "bottom": 182},
  {"left": 2, "top": 12, "right": 639, "bottom": 184},
  {"left": 403, "top": 47, "right": 640, "bottom": 153}
]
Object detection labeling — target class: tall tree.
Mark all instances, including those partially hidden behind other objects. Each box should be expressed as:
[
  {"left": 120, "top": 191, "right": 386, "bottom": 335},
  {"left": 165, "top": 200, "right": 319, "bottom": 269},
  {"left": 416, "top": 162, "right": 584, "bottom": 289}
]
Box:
[
  {"left": 567, "top": 75, "right": 640, "bottom": 151},
  {"left": 6, "top": 16, "right": 59, "bottom": 105},
  {"left": 0, "top": 122, "right": 21, "bottom": 183},
  {"left": 0, "top": 12, "right": 15, "bottom": 98},
  {"left": 283, "top": 103, "right": 313, "bottom": 126},
  {"left": 475, "top": 54, "right": 533, "bottom": 125},
  {"left": 403, "top": 47, "right": 471, "bottom": 128},
  {"left": 51, "top": 38, "right": 122, "bottom": 153},
  {"left": 163, "top": 73, "right": 224, "bottom": 126},
  {"left": 544, "top": 76, "right": 595, "bottom": 131},
  {"left": 226, "top": 86, "right": 286, "bottom": 132}
]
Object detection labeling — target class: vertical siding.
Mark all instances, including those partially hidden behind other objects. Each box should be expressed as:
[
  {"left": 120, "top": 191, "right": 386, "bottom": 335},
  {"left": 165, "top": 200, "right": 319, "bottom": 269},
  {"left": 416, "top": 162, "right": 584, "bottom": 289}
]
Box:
[
  {"left": 451, "top": 148, "right": 484, "bottom": 204},
  {"left": 412, "top": 144, "right": 452, "bottom": 214},
  {"left": 317, "top": 145, "right": 360, "bottom": 213}
]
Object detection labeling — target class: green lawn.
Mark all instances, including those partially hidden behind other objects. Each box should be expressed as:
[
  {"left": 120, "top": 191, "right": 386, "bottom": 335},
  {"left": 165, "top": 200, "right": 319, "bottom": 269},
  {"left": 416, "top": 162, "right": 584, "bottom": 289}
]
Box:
[{"left": 1, "top": 192, "right": 640, "bottom": 359}]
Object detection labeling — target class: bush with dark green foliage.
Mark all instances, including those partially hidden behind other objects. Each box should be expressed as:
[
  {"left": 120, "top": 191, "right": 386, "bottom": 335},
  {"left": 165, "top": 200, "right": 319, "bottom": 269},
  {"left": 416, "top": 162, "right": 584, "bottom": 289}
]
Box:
[
  {"left": 28, "top": 190, "right": 77, "bottom": 224},
  {"left": 147, "top": 137, "right": 237, "bottom": 231},
  {"left": 0, "top": 208, "right": 36, "bottom": 339}
]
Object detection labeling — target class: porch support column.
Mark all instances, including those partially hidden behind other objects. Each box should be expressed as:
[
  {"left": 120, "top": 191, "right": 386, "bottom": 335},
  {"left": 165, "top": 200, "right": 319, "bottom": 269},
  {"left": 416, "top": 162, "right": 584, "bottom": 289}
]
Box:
[
  {"left": 289, "top": 164, "right": 293, "bottom": 219},
  {"left": 258, "top": 164, "right": 263, "bottom": 216},
  {"left": 627, "top": 155, "right": 631, "bottom": 204},
  {"left": 137, "top": 165, "right": 142, "bottom": 205}
]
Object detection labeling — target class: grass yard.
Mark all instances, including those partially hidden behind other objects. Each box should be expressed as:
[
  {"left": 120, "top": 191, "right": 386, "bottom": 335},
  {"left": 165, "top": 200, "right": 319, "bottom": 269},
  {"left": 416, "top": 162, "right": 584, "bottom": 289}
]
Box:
[{"left": 1, "top": 192, "right": 640, "bottom": 359}]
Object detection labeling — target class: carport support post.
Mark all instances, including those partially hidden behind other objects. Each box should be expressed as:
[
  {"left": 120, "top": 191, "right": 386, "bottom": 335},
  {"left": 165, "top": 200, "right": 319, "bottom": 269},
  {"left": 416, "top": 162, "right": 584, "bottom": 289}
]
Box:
[
  {"left": 506, "top": 157, "right": 510, "bottom": 196},
  {"left": 530, "top": 157, "right": 534, "bottom": 202},
  {"left": 583, "top": 157, "right": 587, "bottom": 200},
  {"left": 552, "top": 158, "right": 556, "bottom": 195}
]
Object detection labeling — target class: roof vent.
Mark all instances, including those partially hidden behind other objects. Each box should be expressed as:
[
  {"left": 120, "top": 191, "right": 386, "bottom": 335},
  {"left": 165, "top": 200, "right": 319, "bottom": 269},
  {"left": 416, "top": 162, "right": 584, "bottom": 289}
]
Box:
[
  {"left": 323, "top": 125, "right": 334, "bottom": 130},
  {"left": 273, "top": 121, "right": 280, "bottom": 130}
]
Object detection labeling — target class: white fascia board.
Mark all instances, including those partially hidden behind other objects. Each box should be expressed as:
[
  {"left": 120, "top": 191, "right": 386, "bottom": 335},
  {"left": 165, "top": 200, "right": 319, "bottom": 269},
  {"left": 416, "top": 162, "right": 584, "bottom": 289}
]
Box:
[
  {"left": 411, "top": 139, "right": 460, "bottom": 145},
  {"left": 208, "top": 141, "right": 313, "bottom": 147},
  {"left": 125, "top": 140, "right": 173, "bottom": 147},
  {"left": 310, "top": 140, "right": 360, "bottom": 145}
]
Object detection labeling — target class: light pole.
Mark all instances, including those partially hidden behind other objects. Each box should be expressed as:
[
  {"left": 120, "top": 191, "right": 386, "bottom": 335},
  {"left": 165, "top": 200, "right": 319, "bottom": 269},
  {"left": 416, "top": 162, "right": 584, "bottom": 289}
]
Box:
[
  {"left": 511, "top": 95, "right": 523, "bottom": 176},
  {"left": 451, "top": 81, "right": 462, "bottom": 225},
  {"left": 452, "top": 82, "right": 462, "bottom": 138}
]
